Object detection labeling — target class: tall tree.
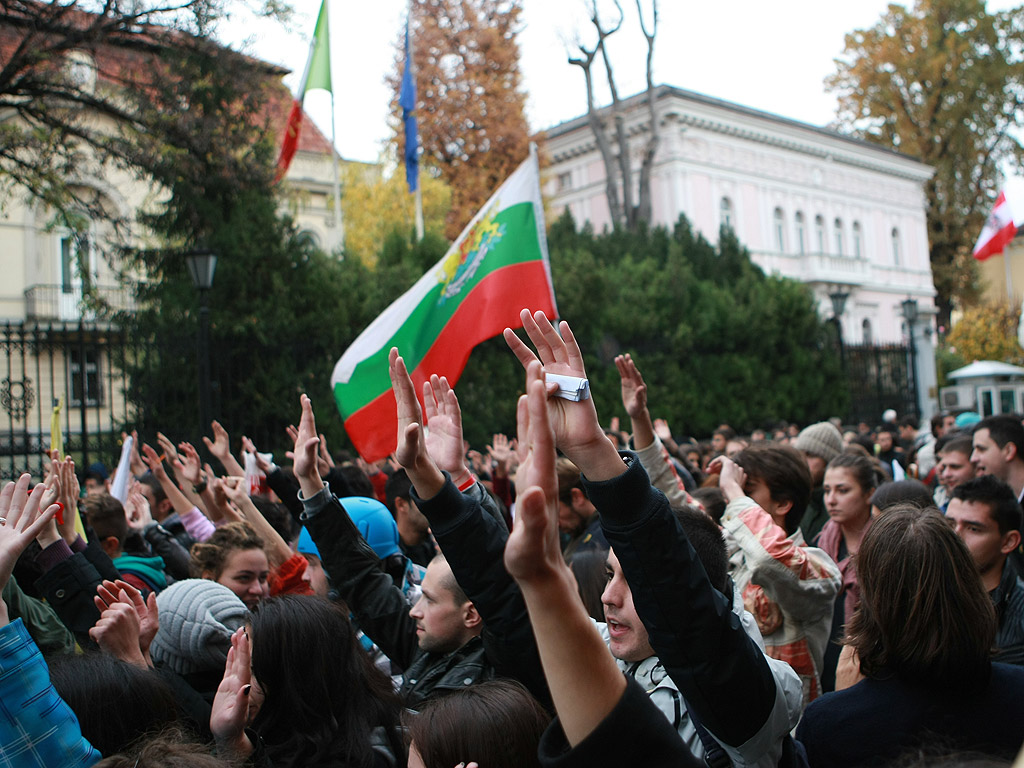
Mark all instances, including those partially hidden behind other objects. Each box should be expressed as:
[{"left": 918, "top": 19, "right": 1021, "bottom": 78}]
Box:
[
  {"left": 570, "top": 0, "right": 659, "bottom": 232},
  {"left": 826, "top": 0, "right": 1024, "bottom": 326},
  {"left": 389, "top": 0, "right": 531, "bottom": 240}
]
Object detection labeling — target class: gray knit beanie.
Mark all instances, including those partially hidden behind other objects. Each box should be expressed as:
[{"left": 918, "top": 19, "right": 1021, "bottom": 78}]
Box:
[
  {"left": 793, "top": 422, "right": 843, "bottom": 463},
  {"left": 150, "top": 579, "right": 249, "bottom": 675}
]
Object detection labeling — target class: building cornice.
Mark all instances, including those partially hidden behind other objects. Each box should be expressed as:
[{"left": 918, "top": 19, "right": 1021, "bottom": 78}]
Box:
[{"left": 545, "top": 85, "right": 934, "bottom": 183}]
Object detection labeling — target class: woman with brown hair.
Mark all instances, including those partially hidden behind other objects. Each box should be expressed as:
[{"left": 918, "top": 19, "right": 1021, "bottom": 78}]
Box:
[
  {"left": 816, "top": 452, "right": 877, "bottom": 692},
  {"left": 406, "top": 680, "right": 550, "bottom": 768},
  {"left": 797, "top": 505, "right": 1024, "bottom": 767},
  {"left": 190, "top": 521, "right": 270, "bottom": 610}
]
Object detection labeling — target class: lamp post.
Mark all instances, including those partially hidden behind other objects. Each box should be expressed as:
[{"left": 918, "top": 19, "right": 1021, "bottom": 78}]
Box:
[
  {"left": 901, "top": 297, "right": 919, "bottom": 417},
  {"left": 185, "top": 249, "right": 217, "bottom": 437},
  {"left": 829, "top": 289, "right": 850, "bottom": 367}
]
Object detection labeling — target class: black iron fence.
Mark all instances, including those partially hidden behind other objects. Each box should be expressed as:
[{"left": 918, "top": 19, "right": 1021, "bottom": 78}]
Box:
[
  {"left": 843, "top": 342, "right": 917, "bottom": 425},
  {"left": 0, "top": 322, "right": 131, "bottom": 479}
]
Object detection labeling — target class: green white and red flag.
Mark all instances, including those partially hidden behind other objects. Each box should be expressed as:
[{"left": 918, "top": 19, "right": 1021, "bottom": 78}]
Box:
[
  {"left": 275, "top": 0, "right": 332, "bottom": 181},
  {"left": 332, "top": 150, "right": 557, "bottom": 461}
]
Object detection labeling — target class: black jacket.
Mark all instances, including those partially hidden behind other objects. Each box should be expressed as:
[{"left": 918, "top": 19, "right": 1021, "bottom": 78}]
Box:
[
  {"left": 585, "top": 453, "right": 788, "bottom": 757},
  {"left": 301, "top": 482, "right": 495, "bottom": 710}
]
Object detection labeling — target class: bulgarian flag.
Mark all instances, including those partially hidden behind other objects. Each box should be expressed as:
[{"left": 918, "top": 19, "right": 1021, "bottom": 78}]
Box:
[
  {"left": 973, "top": 191, "right": 1017, "bottom": 261},
  {"left": 332, "top": 150, "right": 557, "bottom": 461},
  {"left": 275, "top": 0, "right": 332, "bottom": 182}
]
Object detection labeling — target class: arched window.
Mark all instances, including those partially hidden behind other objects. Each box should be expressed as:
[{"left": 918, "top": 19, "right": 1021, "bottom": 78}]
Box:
[
  {"left": 295, "top": 229, "right": 322, "bottom": 250},
  {"left": 815, "top": 215, "right": 826, "bottom": 253},
  {"left": 774, "top": 207, "right": 785, "bottom": 251},
  {"left": 795, "top": 212, "right": 806, "bottom": 254},
  {"left": 834, "top": 218, "right": 844, "bottom": 256},
  {"left": 891, "top": 227, "right": 901, "bottom": 265},
  {"left": 862, "top": 318, "right": 873, "bottom": 345},
  {"left": 852, "top": 221, "right": 862, "bottom": 258},
  {"left": 720, "top": 197, "right": 734, "bottom": 231}
]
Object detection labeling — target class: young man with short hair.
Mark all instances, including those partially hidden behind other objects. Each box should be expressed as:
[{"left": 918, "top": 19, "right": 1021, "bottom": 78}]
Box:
[
  {"left": 947, "top": 475, "right": 1024, "bottom": 665},
  {"left": 933, "top": 433, "right": 976, "bottom": 511}
]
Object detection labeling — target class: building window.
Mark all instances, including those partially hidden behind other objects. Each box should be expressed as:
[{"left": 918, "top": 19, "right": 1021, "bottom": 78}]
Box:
[
  {"left": 891, "top": 227, "right": 901, "bottom": 266},
  {"left": 295, "top": 229, "right": 322, "bottom": 250},
  {"left": 795, "top": 212, "right": 806, "bottom": 254},
  {"left": 774, "top": 208, "right": 785, "bottom": 251},
  {"left": 815, "top": 215, "right": 826, "bottom": 253},
  {"left": 852, "top": 221, "right": 862, "bottom": 258},
  {"left": 862, "top": 319, "right": 872, "bottom": 345},
  {"left": 834, "top": 218, "right": 844, "bottom": 256},
  {"left": 557, "top": 172, "right": 572, "bottom": 192},
  {"left": 69, "top": 347, "right": 102, "bottom": 407},
  {"left": 61, "top": 231, "right": 93, "bottom": 294},
  {"left": 720, "top": 197, "right": 734, "bottom": 231}
]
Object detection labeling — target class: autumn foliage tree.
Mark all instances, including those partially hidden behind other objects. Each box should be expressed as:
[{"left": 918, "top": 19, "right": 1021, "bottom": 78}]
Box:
[
  {"left": 826, "top": 0, "right": 1024, "bottom": 327},
  {"left": 389, "top": 0, "right": 531, "bottom": 240},
  {"left": 945, "top": 301, "right": 1024, "bottom": 367},
  {"left": 340, "top": 162, "right": 451, "bottom": 266}
]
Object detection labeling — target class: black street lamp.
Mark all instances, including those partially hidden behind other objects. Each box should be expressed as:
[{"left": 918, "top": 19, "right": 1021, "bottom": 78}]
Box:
[
  {"left": 901, "top": 297, "right": 920, "bottom": 417},
  {"left": 185, "top": 249, "right": 217, "bottom": 437},
  {"left": 829, "top": 289, "right": 849, "bottom": 369}
]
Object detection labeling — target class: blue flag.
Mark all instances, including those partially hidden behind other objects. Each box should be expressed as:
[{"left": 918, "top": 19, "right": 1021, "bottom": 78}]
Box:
[{"left": 400, "top": 18, "right": 419, "bottom": 193}]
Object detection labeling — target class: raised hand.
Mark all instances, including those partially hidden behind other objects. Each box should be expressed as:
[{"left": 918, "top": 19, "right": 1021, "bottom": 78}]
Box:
[
  {"left": 0, "top": 475, "right": 61, "bottom": 596},
  {"left": 210, "top": 628, "right": 254, "bottom": 757},
  {"left": 503, "top": 361, "right": 564, "bottom": 585},
  {"left": 423, "top": 374, "right": 471, "bottom": 482},
  {"left": 123, "top": 479, "right": 154, "bottom": 531},
  {"left": 615, "top": 353, "right": 648, "bottom": 419},
  {"left": 174, "top": 441, "right": 204, "bottom": 486},
  {"left": 96, "top": 579, "right": 158, "bottom": 658},
  {"left": 140, "top": 443, "right": 168, "bottom": 479},
  {"left": 204, "top": 421, "right": 231, "bottom": 461},
  {"left": 388, "top": 348, "right": 445, "bottom": 498},
  {"left": 155, "top": 432, "right": 179, "bottom": 466},
  {"left": 204, "top": 421, "right": 245, "bottom": 478},
  {"left": 90, "top": 586, "right": 147, "bottom": 668},
  {"left": 125, "top": 430, "right": 146, "bottom": 478},
  {"left": 653, "top": 418, "right": 673, "bottom": 442},
  {"left": 503, "top": 310, "right": 622, "bottom": 481},
  {"left": 57, "top": 458, "right": 78, "bottom": 542},
  {"left": 291, "top": 395, "right": 324, "bottom": 499}
]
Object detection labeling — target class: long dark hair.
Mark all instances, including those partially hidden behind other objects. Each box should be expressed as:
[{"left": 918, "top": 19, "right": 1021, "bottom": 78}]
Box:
[
  {"left": 845, "top": 505, "right": 996, "bottom": 695},
  {"left": 249, "top": 595, "right": 404, "bottom": 768},
  {"left": 407, "top": 679, "right": 551, "bottom": 768}
]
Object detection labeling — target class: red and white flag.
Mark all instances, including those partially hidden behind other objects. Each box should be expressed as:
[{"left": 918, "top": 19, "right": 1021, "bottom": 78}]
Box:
[{"left": 973, "top": 191, "right": 1018, "bottom": 261}]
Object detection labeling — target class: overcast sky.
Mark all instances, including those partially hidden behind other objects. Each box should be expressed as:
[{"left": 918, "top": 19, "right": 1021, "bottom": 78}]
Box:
[{"left": 222, "top": 0, "right": 1021, "bottom": 195}]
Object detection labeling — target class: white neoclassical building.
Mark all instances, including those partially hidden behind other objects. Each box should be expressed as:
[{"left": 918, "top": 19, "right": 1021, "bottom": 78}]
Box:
[{"left": 543, "top": 85, "right": 939, "bottom": 417}]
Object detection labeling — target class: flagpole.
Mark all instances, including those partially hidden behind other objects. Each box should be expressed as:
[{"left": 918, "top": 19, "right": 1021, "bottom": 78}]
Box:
[
  {"left": 331, "top": 89, "right": 344, "bottom": 251},
  {"left": 409, "top": 2, "right": 424, "bottom": 243}
]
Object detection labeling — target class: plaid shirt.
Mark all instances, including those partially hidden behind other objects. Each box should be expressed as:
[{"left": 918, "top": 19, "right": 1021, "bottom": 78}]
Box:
[{"left": 0, "top": 618, "right": 100, "bottom": 768}]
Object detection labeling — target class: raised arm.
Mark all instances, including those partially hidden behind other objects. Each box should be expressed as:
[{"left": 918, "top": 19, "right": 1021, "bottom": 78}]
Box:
[
  {"left": 388, "top": 348, "right": 546, "bottom": 703},
  {"left": 292, "top": 394, "right": 420, "bottom": 670},
  {"left": 503, "top": 361, "right": 699, "bottom": 765},
  {"left": 204, "top": 420, "right": 246, "bottom": 479},
  {"left": 616, "top": 353, "right": 694, "bottom": 509},
  {"left": 0, "top": 475, "right": 99, "bottom": 767},
  {"left": 508, "top": 311, "right": 794, "bottom": 757}
]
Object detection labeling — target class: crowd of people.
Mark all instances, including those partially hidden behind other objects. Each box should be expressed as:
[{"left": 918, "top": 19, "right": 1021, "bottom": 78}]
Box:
[{"left": 2, "top": 308, "right": 1024, "bottom": 767}]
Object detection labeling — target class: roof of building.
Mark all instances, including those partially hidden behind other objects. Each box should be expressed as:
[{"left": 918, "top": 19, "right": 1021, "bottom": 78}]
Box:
[
  {"left": 0, "top": 4, "right": 333, "bottom": 157},
  {"left": 542, "top": 84, "right": 929, "bottom": 168},
  {"left": 948, "top": 361, "right": 1024, "bottom": 380}
]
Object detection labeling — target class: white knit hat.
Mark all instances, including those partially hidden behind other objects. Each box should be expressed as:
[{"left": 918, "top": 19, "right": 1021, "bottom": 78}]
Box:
[{"left": 150, "top": 579, "right": 248, "bottom": 675}]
